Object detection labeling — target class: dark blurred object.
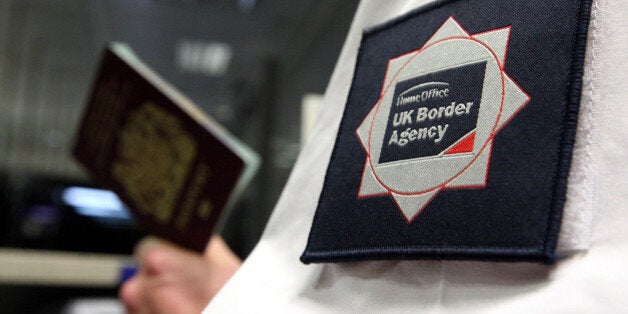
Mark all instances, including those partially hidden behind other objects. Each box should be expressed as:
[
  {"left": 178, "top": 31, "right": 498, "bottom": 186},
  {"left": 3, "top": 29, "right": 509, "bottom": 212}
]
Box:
[
  {"left": 0, "top": 285, "right": 119, "bottom": 314},
  {"left": 0, "top": 173, "right": 9, "bottom": 245},
  {"left": 3, "top": 176, "right": 144, "bottom": 255}
]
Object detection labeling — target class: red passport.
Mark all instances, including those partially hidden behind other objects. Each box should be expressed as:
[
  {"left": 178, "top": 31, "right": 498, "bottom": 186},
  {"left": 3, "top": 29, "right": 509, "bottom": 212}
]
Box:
[{"left": 73, "top": 43, "right": 258, "bottom": 252}]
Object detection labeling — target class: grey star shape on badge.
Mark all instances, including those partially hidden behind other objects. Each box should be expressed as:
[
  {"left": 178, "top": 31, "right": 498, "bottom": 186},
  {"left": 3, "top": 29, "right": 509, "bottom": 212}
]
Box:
[{"left": 356, "top": 17, "right": 530, "bottom": 222}]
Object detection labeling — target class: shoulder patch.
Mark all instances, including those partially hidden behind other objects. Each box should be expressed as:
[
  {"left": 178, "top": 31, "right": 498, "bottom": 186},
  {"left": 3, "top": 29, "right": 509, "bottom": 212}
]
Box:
[{"left": 301, "top": 0, "right": 592, "bottom": 263}]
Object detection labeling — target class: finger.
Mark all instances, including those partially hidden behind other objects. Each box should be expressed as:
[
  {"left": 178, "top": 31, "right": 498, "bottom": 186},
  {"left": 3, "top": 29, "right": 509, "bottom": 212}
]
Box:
[
  {"left": 134, "top": 236, "right": 166, "bottom": 260},
  {"left": 119, "top": 275, "right": 142, "bottom": 313},
  {"left": 135, "top": 237, "right": 180, "bottom": 276},
  {"left": 142, "top": 244, "right": 174, "bottom": 276},
  {"left": 205, "top": 235, "right": 241, "bottom": 267}
]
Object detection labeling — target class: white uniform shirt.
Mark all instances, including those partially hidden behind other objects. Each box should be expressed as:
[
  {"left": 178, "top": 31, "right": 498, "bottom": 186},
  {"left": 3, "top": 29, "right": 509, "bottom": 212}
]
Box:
[{"left": 206, "top": 0, "right": 628, "bottom": 312}]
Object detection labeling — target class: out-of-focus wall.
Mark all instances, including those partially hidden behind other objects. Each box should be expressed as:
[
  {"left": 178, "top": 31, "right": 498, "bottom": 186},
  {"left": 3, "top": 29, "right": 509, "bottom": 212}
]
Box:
[{"left": 0, "top": 0, "right": 359, "bottom": 259}]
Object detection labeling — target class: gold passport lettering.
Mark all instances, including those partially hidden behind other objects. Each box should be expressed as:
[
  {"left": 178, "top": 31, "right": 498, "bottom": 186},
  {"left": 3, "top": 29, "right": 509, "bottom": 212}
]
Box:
[
  {"left": 112, "top": 102, "right": 197, "bottom": 224},
  {"left": 176, "top": 163, "right": 212, "bottom": 230},
  {"left": 196, "top": 199, "right": 213, "bottom": 220},
  {"left": 85, "top": 79, "right": 131, "bottom": 169}
]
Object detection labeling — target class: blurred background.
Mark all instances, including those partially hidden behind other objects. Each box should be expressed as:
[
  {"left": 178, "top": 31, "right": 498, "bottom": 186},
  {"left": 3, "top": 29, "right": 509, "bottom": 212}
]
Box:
[{"left": 0, "top": 0, "right": 358, "bottom": 312}]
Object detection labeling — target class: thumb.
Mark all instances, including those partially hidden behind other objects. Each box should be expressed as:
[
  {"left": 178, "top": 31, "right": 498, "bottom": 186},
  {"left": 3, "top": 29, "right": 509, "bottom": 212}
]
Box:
[{"left": 135, "top": 237, "right": 176, "bottom": 276}]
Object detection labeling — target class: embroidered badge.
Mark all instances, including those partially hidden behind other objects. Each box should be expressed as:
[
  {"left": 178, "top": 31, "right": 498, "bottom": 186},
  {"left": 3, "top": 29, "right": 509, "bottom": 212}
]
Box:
[
  {"left": 301, "top": 0, "right": 592, "bottom": 264},
  {"left": 357, "top": 17, "right": 530, "bottom": 222}
]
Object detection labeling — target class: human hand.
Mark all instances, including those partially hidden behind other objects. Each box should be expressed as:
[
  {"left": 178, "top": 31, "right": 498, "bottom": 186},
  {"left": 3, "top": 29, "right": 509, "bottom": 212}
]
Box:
[{"left": 119, "top": 235, "right": 241, "bottom": 314}]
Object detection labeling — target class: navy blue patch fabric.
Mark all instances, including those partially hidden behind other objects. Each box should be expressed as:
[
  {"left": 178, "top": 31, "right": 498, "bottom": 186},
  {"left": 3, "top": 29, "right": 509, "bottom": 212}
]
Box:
[{"left": 301, "top": 0, "right": 592, "bottom": 264}]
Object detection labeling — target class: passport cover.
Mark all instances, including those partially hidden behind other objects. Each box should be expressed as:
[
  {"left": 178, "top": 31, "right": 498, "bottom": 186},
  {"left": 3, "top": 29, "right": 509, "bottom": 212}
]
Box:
[{"left": 73, "top": 43, "right": 258, "bottom": 252}]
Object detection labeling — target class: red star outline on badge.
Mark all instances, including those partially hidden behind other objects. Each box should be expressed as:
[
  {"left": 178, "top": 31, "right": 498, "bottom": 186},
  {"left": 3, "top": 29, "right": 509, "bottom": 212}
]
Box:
[{"left": 355, "top": 16, "right": 531, "bottom": 223}]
